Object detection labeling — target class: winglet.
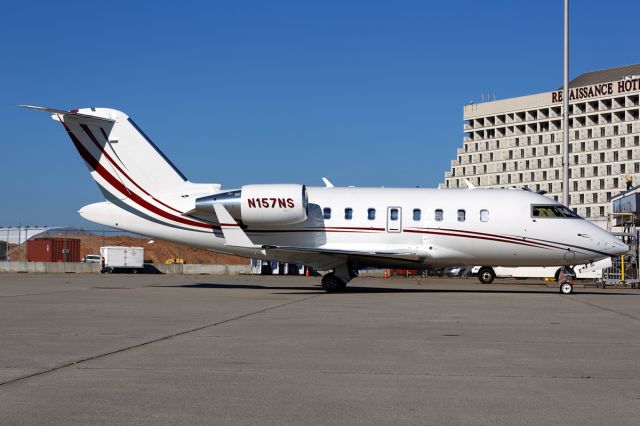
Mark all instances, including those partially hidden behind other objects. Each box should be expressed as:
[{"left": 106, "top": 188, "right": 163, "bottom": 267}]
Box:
[
  {"left": 322, "top": 177, "right": 334, "bottom": 188},
  {"left": 212, "top": 204, "right": 259, "bottom": 248}
]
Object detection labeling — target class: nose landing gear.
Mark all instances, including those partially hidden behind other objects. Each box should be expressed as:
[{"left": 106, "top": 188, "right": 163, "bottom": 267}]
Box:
[{"left": 558, "top": 266, "right": 575, "bottom": 294}]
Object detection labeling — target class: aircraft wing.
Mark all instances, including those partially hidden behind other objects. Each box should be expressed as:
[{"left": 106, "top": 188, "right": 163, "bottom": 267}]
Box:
[{"left": 262, "top": 246, "right": 428, "bottom": 271}]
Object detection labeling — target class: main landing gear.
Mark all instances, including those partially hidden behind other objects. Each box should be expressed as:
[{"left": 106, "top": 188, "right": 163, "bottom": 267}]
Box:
[
  {"left": 321, "top": 264, "right": 357, "bottom": 292},
  {"left": 557, "top": 266, "right": 575, "bottom": 294}
]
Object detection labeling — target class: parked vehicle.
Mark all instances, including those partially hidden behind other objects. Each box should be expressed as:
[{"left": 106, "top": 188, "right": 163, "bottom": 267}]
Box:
[
  {"left": 100, "top": 246, "right": 144, "bottom": 273},
  {"left": 472, "top": 258, "right": 612, "bottom": 284},
  {"left": 83, "top": 254, "right": 101, "bottom": 264}
]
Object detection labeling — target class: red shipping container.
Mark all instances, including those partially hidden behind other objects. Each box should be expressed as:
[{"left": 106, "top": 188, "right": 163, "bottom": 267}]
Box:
[{"left": 27, "top": 239, "right": 81, "bottom": 263}]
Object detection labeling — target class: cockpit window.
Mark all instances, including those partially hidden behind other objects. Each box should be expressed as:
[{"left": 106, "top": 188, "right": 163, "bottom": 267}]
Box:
[{"left": 532, "top": 205, "right": 580, "bottom": 218}]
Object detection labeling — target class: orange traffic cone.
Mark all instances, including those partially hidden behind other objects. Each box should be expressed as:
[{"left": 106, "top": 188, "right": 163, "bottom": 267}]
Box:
[
  {"left": 305, "top": 267, "right": 309, "bottom": 277},
  {"left": 383, "top": 269, "right": 388, "bottom": 278}
]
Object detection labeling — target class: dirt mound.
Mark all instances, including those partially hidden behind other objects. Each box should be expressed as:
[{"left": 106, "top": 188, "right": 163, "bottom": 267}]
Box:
[{"left": 10, "top": 234, "right": 247, "bottom": 265}]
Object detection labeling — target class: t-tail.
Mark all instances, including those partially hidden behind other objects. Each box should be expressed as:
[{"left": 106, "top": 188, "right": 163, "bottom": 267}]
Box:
[{"left": 22, "top": 106, "right": 221, "bottom": 237}]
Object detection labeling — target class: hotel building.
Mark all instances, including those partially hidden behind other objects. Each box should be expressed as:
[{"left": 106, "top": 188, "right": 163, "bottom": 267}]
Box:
[{"left": 441, "top": 63, "right": 640, "bottom": 220}]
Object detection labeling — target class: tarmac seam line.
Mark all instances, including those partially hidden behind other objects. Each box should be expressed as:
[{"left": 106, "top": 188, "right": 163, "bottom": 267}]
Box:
[
  {"left": 564, "top": 297, "right": 640, "bottom": 322},
  {"left": 0, "top": 289, "right": 91, "bottom": 299},
  {"left": 0, "top": 293, "right": 323, "bottom": 388}
]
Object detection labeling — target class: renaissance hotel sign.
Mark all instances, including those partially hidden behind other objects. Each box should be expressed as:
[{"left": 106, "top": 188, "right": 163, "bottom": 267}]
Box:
[{"left": 552, "top": 76, "right": 640, "bottom": 103}]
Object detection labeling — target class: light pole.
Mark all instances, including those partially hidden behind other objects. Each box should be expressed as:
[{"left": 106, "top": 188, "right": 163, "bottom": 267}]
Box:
[{"left": 562, "top": 0, "right": 570, "bottom": 206}]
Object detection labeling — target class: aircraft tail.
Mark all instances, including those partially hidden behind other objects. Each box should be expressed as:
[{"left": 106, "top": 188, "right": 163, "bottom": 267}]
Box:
[{"left": 23, "top": 106, "right": 188, "bottom": 199}]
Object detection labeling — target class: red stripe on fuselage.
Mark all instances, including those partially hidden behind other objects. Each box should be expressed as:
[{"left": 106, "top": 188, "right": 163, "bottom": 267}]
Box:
[
  {"left": 79, "top": 123, "right": 184, "bottom": 215},
  {"left": 404, "top": 229, "right": 550, "bottom": 250},
  {"left": 64, "top": 124, "right": 213, "bottom": 230}
]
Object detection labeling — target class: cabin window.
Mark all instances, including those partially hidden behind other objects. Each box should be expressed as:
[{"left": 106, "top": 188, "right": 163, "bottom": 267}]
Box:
[
  {"left": 413, "top": 209, "right": 421, "bottom": 221},
  {"left": 323, "top": 207, "right": 331, "bottom": 220},
  {"left": 435, "top": 209, "right": 443, "bottom": 222},
  {"left": 457, "top": 209, "right": 466, "bottom": 222},
  {"left": 344, "top": 208, "right": 353, "bottom": 220},
  {"left": 480, "top": 209, "right": 489, "bottom": 222},
  {"left": 390, "top": 208, "right": 399, "bottom": 221},
  {"left": 368, "top": 208, "right": 376, "bottom": 220},
  {"left": 532, "top": 205, "right": 579, "bottom": 218}
]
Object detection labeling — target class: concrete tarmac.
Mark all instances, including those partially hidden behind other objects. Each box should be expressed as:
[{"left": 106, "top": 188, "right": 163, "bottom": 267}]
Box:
[{"left": 0, "top": 273, "right": 639, "bottom": 425}]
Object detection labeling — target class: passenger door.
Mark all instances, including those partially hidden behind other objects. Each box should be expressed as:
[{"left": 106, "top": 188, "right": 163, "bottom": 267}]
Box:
[{"left": 386, "top": 207, "right": 402, "bottom": 233}]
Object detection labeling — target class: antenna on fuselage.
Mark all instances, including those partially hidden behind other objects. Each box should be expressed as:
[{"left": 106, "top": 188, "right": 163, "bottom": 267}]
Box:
[
  {"left": 321, "top": 177, "right": 335, "bottom": 188},
  {"left": 463, "top": 179, "right": 475, "bottom": 190}
]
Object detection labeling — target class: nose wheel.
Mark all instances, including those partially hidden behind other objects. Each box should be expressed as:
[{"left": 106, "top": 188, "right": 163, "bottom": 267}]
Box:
[{"left": 558, "top": 266, "right": 575, "bottom": 294}]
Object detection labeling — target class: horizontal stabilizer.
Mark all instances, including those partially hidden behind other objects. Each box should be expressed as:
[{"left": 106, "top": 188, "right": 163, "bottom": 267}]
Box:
[{"left": 21, "top": 105, "right": 115, "bottom": 122}]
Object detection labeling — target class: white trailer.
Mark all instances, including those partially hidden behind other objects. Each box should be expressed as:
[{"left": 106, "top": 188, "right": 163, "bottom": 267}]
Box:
[
  {"left": 100, "top": 246, "right": 144, "bottom": 273},
  {"left": 473, "top": 257, "right": 612, "bottom": 283}
]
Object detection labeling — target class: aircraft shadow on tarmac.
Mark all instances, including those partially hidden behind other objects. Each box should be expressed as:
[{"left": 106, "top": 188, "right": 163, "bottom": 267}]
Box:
[{"left": 156, "top": 283, "right": 637, "bottom": 296}]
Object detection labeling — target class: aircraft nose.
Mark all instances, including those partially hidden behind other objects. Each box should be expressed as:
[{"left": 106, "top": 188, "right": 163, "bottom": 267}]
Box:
[{"left": 604, "top": 235, "right": 629, "bottom": 256}]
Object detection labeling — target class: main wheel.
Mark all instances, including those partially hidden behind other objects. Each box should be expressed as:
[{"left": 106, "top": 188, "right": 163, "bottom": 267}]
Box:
[
  {"left": 477, "top": 267, "right": 495, "bottom": 284},
  {"left": 560, "top": 282, "right": 573, "bottom": 294},
  {"left": 321, "top": 273, "right": 345, "bottom": 292}
]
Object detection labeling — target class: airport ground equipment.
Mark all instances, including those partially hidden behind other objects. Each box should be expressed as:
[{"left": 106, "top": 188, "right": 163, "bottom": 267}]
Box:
[
  {"left": 601, "top": 213, "right": 639, "bottom": 288},
  {"left": 100, "top": 246, "right": 144, "bottom": 273}
]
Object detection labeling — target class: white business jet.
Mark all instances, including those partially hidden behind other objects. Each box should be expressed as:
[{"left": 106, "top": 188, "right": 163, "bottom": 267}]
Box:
[{"left": 23, "top": 106, "right": 628, "bottom": 294}]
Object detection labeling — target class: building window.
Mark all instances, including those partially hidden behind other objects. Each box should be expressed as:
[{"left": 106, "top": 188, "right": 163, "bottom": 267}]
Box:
[
  {"left": 607, "top": 165, "right": 612, "bottom": 175},
  {"left": 628, "top": 150, "right": 633, "bottom": 160},
  {"left": 594, "top": 140, "right": 598, "bottom": 150},
  {"left": 593, "top": 166, "right": 598, "bottom": 176},
  {"left": 614, "top": 125, "right": 619, "bottom": 136},
  {"left": 551, "top": 134, "right": 555, "bottom": 143},
  {"left": 527, "top": 136, "right": 531, "bottom": 145},
  {"left": 601, "top": 127, "right": 605, "bottom": 137},
  {"left": 413, "top": 209, "right": 421, "bottom": 221},
  {"left": 480, "top": 209, "right": 489, "bottom": 222},
  {"left": 600, "top": 152, "right": 605, "bottom": 162},
  {"left": 621, "top": 137, "right": 626, "bottom": 147},
  {"left": 621, "top": 164, "right": 626, "bottom": 173},
  {"left": 592, "top": 193, "right": 597, "bottom": 203},
  {"left": 457, "top": 209, "right": 466, "bottom": 222},
  {"left": 586, "top": 207, "right": 591, "bottom": 217},
  {"left": 573, "top": 181, "right": 578, "bottom": 191},
  {"left": 587, "top": 154, "right": 592, "bottom": 163},
  {"left": 636, "top": 136, "right": 640, "bottom": 146},
  {"left": 574, "top": 130, "right": 579, "bottom": 140},
  {"left": 588, "top": 129, "right": 592, "bottom": 138},
  {"left": 435, "top": 209, "right": 443, "bottom": 222},
  {"left": 368, "top": 208, "right": 376, "bottom": 220},
  {"left": 600, "top": 206, "right": 605, "bottom": 216},
  {"left": 627, "top": 124, "right": 632, "bottom": 134},
  {"left": 613, "top": 178, "right": 619, "bottom": 188},
  {"left": 607, "top": 139, "right": 612, "bottom": 148},
  {"left": 600, "top": 179, "right": 605, "bottom": 189},
  {"left": 344, "top": 208, "right": 353, "bottom": 220},
  {"left": 323, "top": 207, "right": 332, "bottom": 220},
  {"left": 556, "top": 145, "right": 560, "bottom": 154},
  {"left": 586, "top": 180, "right": 591, "bottom": 190}
]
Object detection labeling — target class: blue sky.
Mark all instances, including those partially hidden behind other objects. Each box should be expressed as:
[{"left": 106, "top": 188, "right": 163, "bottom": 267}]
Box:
[{"left": 1, "top": 0, "right": 639, "bottom": 227}]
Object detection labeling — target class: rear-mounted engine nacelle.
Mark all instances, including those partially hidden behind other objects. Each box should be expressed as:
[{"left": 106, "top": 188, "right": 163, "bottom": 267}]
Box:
[
  {"left": 192, "top": 184, "right": 308, "bottom": 226},
  {"left": 240, "top": 184, "right": 308, "bottom": 226}
]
